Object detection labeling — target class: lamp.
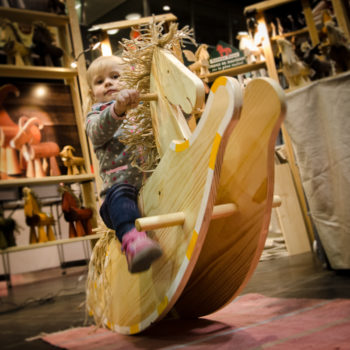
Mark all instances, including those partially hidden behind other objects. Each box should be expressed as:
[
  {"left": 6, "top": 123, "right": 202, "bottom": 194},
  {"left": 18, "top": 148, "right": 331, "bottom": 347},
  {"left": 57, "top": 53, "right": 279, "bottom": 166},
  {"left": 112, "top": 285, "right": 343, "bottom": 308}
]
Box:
[{"left": 71, "top": 36, "right": 101, "bottom": 68}]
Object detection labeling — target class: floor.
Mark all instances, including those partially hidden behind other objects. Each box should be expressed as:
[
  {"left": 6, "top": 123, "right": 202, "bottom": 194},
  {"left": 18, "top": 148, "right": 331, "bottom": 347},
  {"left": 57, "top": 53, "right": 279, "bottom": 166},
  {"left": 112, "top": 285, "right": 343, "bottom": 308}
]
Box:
[{"left": 0, "top": 252, "right": 349, "bottom": 350}]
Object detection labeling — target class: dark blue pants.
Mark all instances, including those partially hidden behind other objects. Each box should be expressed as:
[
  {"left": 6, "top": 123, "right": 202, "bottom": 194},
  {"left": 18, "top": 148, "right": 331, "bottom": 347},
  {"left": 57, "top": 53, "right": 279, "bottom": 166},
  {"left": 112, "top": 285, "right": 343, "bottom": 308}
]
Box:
[{"left": 99, "top": 184, "right": 141, "bottom": 242}]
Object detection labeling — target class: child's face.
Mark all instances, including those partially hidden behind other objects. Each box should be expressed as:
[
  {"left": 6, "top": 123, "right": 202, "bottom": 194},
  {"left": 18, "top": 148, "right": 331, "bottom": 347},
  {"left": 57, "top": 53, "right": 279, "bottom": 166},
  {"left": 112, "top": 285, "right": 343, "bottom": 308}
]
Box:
[{"left": 91, "top": 64, "right": 125, "bottom": 103}]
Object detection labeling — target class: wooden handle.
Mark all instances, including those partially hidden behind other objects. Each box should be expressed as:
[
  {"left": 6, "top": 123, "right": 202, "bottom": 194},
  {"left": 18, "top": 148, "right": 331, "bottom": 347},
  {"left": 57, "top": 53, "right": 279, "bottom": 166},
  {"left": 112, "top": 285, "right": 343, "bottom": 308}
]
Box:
[
  {"left": 139, "top": 93, "right": 158, "bottom": 102},
  {"left": 136, "top": 196, "right": 282, "bottom": 231},
  {"left": 135, "top": 203, "right": 238, "bottom": 231}
]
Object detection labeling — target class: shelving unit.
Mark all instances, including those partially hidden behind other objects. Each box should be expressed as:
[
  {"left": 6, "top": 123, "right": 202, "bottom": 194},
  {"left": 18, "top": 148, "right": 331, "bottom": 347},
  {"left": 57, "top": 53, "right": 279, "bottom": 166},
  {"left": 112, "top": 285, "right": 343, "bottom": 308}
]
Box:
[{"left": 0, "top": 0, "right": 98, "bottom": 285}]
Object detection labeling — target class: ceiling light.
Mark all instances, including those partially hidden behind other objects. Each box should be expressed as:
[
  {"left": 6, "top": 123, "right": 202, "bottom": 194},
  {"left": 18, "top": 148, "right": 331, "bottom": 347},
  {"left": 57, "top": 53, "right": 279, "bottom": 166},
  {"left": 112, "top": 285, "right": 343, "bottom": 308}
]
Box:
[
  {"left": 163, "top": 5, "right": 170, "bottom": 11},
  {"left": 125, "top": 13, "right": 141, "bottom": 20},
  {"left": 107, "top": 29, "right": 119, "bottom": 35}
]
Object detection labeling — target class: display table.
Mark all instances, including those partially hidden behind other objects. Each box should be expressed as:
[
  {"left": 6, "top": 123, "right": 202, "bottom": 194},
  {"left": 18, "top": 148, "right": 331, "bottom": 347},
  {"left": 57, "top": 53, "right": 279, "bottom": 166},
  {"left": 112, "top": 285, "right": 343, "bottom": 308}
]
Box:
[{"left": 284, "top": 71, "right": 350, "bottom": 269}]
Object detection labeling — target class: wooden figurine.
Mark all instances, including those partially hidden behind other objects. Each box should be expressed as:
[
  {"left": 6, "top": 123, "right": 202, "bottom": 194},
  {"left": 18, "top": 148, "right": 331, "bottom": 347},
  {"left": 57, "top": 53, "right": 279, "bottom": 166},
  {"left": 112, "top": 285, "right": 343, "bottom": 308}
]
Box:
[
  {"left": 0, "top": 84, "right": 21, "bottom": 178},
  {"left": 59, "top": 185, "right": 93, "bottom": 238},
  {"left": 32, "top": 21, "right": 63, "bottom": 67},
  {"left": 183, "top": 43, "right": 210, "bottom": 80},
  {"left": 276, "top": 37, "right": 310, "bottom": 88},
  {"left": 322, "top": 11, "right": 350, "bottom": 73},
  {"left": 23, "top": 187, "right": 56, "bottom": 244},
  {"left": 0, "top": 17, "right": 31, "bottom": 66},
  {"left": 86, "top": 21, "right": 286, "bottom": 334},
  {"left": 59, "top": 145, "right": 86, "bottom": 175}
]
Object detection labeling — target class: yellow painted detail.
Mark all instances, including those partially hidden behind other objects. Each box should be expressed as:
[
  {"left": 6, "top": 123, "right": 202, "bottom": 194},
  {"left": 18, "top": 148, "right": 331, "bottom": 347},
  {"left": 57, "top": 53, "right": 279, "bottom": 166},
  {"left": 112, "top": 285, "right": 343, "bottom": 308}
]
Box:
[
  {"left": 94, "top": 282, "right": 97, "bottom": 289},
  {"left": 211, "top": 76, "right": 227, "bottom": 93},
  {"left": 157, "top": 296, "right": 169, "bottom": 315},
  {"left": 89, "top": 309, "right": 93, "bottom": 317},
  {"left": 186, "top": 230, "right": 198, "bottom": 260},
  {"left": 175, "top": 139, "right": 189, "bottom": 152},
  {"left": 209, "top": 133, "right": 222, "bottom": 170},
  {"left": 106, "top": 320, "right": 112, "bottom": 329},
  {"left": 129, "top": 324, "right": 140, "bottom": 334}
]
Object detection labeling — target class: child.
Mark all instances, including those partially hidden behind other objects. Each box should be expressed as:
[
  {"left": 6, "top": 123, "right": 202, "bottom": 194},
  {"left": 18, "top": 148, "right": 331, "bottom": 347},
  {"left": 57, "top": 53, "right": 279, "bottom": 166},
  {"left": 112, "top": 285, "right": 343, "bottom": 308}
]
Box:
[{"left": 85, "top": 55, "right": 162, "bottom": 273}]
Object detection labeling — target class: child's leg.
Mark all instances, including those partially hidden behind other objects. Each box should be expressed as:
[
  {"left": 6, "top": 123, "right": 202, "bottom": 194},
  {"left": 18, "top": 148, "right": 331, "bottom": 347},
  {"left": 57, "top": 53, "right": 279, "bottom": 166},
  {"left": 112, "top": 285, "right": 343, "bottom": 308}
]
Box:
[{"left": 100, "top": 184, "right": 162, "bottom": 273}]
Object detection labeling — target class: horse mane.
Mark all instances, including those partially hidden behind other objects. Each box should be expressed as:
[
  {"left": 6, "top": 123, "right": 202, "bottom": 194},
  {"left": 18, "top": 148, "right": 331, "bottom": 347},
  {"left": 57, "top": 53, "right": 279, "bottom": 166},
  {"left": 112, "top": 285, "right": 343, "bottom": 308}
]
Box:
[{"left": 117, "top": 20, "right": 195, "bottom": 172}]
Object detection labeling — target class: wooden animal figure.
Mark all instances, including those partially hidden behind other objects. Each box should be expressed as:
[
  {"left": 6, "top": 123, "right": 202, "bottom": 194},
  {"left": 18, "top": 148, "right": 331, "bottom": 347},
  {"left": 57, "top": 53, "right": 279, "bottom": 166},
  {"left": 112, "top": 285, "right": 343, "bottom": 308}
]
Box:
[
  {"left": 32, "top": 21, "right": 63, "bottom": 67},
  {"left": 0, "top": 17, "right": 31, "bottom": 66},
  {"left": 59, "top": 185, "right": 93, "bottom": 238},
  {"left": 183, "top": 44, "right": 210, "bottom": 79},
  {"left": 300, "top": 41, "right": 332, "bottom": 80},
  {"left": 59, "top": 145, "right": 86, "bottom": 175},
  {"left": 0, "top": 209, "right": 16, "bottom": 249},
  {"left": 276, "top": 37, "right": 310, "bottom": 88},
  {"left": 237, "top": 31, "right": 264, "bottom": 65},
  {"left": 86, "top": 22, "right": 286, "bottom": 335},
  {"left": 322, "top": 15, "right": 350, "bottom": 72},
  {"left": 23, "top": 187, "right": 56, "bottom": 244},
  {"left": 0, "top": 84, "right": 21, "bottom": 178}
]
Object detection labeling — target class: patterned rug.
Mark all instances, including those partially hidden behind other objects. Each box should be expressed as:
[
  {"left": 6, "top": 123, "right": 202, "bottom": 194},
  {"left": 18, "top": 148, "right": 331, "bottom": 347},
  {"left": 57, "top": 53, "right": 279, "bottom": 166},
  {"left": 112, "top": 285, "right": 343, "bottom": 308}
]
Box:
[{"left": 42, "top": 293, "right": 350, "bottom": 349}]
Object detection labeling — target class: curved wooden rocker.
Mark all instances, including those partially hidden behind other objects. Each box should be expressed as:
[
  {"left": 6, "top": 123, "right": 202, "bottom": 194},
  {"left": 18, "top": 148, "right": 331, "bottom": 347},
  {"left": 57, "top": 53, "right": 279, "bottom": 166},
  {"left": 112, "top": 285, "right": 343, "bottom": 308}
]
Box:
[{"left": 87, "top": 46, "right": 286, "bottom": 334}]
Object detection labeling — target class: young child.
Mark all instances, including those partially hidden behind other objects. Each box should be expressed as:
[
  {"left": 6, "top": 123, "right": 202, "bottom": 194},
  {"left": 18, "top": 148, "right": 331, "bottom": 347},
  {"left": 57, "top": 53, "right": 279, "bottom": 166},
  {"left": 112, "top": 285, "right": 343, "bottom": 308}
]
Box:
[{"left": 85, "top": 55, "right": 162, "bottom": 273}]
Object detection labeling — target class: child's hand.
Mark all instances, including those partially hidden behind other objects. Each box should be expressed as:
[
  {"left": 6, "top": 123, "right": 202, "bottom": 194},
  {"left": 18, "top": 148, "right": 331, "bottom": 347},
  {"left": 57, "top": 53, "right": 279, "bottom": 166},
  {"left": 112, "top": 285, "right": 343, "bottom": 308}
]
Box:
[{"left": 114, "top": 89, "right": 140, "bottom": 116}]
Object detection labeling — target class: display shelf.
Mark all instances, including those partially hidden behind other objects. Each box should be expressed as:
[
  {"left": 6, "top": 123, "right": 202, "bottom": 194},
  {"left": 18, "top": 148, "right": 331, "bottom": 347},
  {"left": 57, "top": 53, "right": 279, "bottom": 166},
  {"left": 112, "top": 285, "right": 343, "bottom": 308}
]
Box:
[
  {"left": 0, "top": 233, "right": 101, "bottom": 254},
  {"left": 0, "top": 174, "right": 95, "bottom": 188},
  {"left": 0, "top": 65, "right": 77, "bottom": 79},
  {"left": 0, "top": 6, "right": 69, "bottom": 26},
  {"left": 202, "top": 62, "right": 267, "bottom": 82},
  {"left": 270, "top": 27, "right": 309, "bottom": 40},
  {"left": 244, "top": 0, "right": 296, "bottom": 13}
]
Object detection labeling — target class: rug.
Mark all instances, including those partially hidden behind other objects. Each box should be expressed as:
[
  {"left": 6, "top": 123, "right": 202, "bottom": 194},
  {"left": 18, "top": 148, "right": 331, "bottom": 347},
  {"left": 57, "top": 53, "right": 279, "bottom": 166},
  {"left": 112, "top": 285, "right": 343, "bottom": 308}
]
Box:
[{"left": 42, "top": 293, "right": 350, "bottom": 349}]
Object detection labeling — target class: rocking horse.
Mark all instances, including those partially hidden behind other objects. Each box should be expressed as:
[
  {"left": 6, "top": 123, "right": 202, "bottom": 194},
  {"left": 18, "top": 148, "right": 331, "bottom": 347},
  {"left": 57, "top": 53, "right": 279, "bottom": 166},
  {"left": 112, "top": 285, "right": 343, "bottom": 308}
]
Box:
[
  {"left": 59, "top": 185, "right": 93, "bottom": 238},
  {"left": 23, "top": 187, "right": 56, "bottom": 244},
  {"left": 86, "top": 21, "right": 286, "bottom": 334}
]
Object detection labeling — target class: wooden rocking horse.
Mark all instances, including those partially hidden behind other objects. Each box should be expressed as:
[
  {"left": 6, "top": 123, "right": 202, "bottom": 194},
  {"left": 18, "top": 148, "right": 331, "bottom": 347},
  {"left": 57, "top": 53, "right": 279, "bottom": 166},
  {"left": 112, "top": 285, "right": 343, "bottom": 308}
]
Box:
[
  {"left": 86, "top": 22, "right": 286, "bottom": 334},
  {"left": 23, "top": 187, "right": 56, "bottom": 244},
  {"left": 59, "top": 185, "right": 93, "bottom": 238}
]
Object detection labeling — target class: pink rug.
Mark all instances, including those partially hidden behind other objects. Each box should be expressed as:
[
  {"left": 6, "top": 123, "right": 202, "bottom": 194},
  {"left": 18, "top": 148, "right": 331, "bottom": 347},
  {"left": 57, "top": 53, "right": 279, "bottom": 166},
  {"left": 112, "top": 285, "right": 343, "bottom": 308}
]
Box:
[{"left": 42, "top": 293, "right": 350, "bottom": 349}]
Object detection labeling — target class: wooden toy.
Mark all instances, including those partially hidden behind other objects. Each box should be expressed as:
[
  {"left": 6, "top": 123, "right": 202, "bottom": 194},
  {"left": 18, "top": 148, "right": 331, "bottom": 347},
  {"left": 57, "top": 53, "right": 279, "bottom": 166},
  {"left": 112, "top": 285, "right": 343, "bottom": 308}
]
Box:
[
  {"left": 59, "top": 184, "right": 93, "bottom": 238},
  {"left": 86, "top": 22, "right": 286, "bottom": 334},
  {"left": 276, "top": 37, "right": 310, "bottom": 88},
  {"left": 59, "top": 145, "right": 86, "bottom": 175},
  {"left": 0, "top": 84, "right": 21, "bottom": 178},
  {"left": 23, "top": 187, "right": 56, "bottom": 244},
  {"left": 0, "top": 17, "right": 31, "bottom": 66}
]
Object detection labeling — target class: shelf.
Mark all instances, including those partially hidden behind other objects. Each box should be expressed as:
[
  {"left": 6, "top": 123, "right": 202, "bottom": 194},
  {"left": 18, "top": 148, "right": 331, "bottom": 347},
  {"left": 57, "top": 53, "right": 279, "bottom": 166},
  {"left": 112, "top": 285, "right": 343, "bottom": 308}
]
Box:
[
  {"left": 244, "top": 0, "right": 297, "bottom": 14},
  {"left": 0, "top": 174, "right": 95, "bottom": 188},
  {"left": 0, "top": 6, "right": 69, "bottom": 26},
  {"left": 0, "top": 65, "right": 77, "bottom": 79},
  {"left": 203, "top": 62, "right": 267, "bottom": 82},
  {"left": 0, "top": 233, "right": 101, "bottom": 254},
  {"left": 271, "top": 27, "right": 309, "bottom": 40}
]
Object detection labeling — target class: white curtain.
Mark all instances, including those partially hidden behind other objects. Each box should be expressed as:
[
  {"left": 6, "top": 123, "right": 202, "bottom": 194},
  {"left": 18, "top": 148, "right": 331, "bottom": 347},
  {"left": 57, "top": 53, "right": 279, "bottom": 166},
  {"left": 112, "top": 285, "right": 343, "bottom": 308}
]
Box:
[{"left": 285, "top": 72, "right": 350, "bottom": 269}]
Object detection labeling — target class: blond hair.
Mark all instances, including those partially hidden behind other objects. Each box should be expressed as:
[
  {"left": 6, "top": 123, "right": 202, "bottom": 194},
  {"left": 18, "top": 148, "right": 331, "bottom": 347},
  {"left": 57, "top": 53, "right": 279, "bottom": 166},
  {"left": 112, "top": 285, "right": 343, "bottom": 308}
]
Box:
[{"left": 84, "top": 55, "right": 125, "bottom": 116}]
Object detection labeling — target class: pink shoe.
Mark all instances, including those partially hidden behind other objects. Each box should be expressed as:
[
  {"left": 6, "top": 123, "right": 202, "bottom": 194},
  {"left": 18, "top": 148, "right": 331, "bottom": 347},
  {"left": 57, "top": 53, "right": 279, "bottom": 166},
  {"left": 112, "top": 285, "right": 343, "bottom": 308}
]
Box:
[{"left": 121, "top": 228, "right": 162, "bottom": 273}]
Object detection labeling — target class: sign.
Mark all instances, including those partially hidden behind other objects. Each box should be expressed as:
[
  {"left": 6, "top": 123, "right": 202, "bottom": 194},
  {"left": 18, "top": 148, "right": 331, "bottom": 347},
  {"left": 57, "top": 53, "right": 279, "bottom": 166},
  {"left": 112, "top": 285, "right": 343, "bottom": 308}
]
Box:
[{"left": 209, "top": 41, "right": 247, "bottom": 73}]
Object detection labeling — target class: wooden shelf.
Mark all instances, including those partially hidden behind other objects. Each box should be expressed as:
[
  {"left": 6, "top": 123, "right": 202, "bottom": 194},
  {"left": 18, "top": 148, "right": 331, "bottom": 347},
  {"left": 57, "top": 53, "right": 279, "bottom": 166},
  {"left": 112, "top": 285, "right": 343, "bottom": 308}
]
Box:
[
  {"left": 271, "top": 27, "right": 309, "bottom": 40},
  {"left": 0, "top": 233, "right": 101, "bottom": 254},
  {"left": 0, "top": 6, "right": 69, "bottom": 26},
  {"left": 203, "top": 62, "right": 267, "bottom": 82},
  {"left": 244, "top": 0, "right": 297, "bottom": 14},
  {"left": 0, "top": 174, "right": 95, "bottom": 188},
  {"left": 0, "top": 65, "right": 77, "bottom": 79}
]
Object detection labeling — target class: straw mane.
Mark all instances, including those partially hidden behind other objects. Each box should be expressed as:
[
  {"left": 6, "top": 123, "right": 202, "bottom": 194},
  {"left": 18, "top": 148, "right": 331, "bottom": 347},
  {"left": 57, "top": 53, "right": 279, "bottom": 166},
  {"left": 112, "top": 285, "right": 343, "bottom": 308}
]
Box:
[{"left": 118, "top": 20, "right": 195, "bottom": 172}]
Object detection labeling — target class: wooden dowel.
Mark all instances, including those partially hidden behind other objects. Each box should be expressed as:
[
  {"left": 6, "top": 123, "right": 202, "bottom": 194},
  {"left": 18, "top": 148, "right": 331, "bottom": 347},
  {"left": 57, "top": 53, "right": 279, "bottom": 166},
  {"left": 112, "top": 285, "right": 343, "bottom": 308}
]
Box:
[
  {"left": 135, "top": 203, "right": 238, "bottom": 231},
  {"left": 139, "top": 93, "right": 158, "bottom": 102},
  {"left": 136, "top": 196, "right": 282, "bottom": 231}
]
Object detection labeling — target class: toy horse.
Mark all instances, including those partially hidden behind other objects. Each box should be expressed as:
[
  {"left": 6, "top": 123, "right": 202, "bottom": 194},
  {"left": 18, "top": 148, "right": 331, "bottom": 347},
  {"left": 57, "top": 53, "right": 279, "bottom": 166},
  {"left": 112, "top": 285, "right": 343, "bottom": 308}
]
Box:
[
  {"left": 0, "top": 18, "right": 31, "bottom": 66},
  {"left": 59, "top": 185, "right": 93, "bottom": 238},
  {"left": 23, "top": 187, "right": 56, "bottom": 244},
  {"left": 86, "top": 23, "right": 286, "bottom": 334}
]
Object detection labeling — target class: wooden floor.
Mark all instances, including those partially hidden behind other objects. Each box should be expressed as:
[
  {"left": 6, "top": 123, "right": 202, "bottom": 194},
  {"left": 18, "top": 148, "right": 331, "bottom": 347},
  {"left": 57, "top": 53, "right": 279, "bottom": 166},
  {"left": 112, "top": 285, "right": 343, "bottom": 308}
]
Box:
[{"left": 0, "top": 252, "right": 349, "bottom": 349}]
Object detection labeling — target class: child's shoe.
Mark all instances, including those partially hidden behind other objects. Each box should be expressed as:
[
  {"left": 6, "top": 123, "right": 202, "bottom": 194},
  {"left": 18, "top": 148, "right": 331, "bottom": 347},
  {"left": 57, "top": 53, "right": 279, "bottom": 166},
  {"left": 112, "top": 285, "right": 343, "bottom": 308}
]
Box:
[{"left": 121, "top": 228, "right": 162, "bottom": 273}]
